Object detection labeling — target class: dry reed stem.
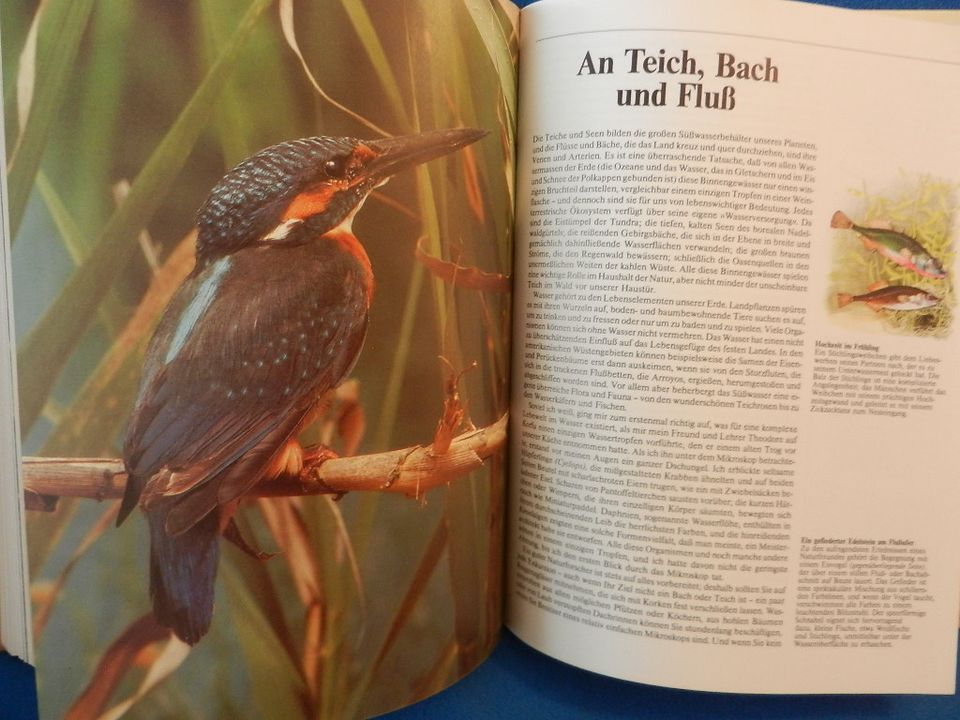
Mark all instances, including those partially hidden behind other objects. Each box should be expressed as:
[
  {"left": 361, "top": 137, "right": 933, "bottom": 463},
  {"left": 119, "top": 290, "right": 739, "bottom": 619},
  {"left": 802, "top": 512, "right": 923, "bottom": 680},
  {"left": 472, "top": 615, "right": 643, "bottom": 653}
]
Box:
[{"left": 22, "top": 413, "right": 508, "bottom": 508}]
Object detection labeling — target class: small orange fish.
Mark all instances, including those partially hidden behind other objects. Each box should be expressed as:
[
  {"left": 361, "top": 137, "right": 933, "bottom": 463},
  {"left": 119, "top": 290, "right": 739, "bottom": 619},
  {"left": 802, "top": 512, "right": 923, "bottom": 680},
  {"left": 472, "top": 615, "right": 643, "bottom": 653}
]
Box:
[
  {"left": 831, "top": 210, "right": 947, "bottom": 279},
  {"left": 836, "top": 283, "right": 940, "bottom": 312}
]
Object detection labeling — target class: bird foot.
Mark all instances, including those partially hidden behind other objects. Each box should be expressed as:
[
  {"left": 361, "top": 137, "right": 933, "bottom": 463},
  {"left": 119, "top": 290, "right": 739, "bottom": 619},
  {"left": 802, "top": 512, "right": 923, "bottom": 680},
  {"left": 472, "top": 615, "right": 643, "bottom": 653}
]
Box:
[
  {"left": 223, "top": 518, "right": 276, "bottom": 560},
  {"left": 300, "top": 445, "right": 345, "bottom": 499}
]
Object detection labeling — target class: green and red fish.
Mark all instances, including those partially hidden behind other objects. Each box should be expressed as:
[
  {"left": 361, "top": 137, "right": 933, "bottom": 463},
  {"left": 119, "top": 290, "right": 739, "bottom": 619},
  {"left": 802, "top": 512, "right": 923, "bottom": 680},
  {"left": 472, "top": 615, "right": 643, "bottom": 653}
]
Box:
[
  {"left": 831, "top": 210, "right": 947, "bottom": 279},
  {"left": 836, "top": 282, "right": 941, "bottom": 312}
]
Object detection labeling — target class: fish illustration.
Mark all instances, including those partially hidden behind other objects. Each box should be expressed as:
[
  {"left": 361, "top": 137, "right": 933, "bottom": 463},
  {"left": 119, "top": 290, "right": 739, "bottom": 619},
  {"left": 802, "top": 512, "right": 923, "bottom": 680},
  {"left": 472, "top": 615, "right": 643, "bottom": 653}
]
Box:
[
  {"left": 830, "top": 210, "right": 947, "bottom": 279},
  {"left": 836, "top": 282, "right": 941, "bottom": 312}
]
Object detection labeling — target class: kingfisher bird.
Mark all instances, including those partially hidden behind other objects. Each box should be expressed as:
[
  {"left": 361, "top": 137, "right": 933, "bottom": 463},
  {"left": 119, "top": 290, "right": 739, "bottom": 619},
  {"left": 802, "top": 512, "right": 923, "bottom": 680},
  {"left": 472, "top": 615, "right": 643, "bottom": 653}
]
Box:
[{"left": 117, "top": 127, "right": 486, "bottom": 644}]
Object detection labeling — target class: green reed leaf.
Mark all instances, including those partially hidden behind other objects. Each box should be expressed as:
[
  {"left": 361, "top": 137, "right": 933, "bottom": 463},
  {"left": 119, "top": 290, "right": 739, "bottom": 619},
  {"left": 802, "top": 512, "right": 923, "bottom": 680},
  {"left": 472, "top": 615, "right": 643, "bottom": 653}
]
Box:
[
  {"left": 7, "top": 0, "right": 96, "bottom": 239},
  {"left": 16, "top": 0, "right": 272, "bottom": 433}
]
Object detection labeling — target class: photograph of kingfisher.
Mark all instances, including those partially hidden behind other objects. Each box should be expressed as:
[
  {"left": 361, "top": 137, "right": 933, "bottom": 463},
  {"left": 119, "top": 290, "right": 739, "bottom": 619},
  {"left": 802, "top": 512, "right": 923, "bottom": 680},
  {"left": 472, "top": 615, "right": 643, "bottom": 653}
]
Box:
[{"left": 116, "top": 127, "right": 486, "bottom": 644}]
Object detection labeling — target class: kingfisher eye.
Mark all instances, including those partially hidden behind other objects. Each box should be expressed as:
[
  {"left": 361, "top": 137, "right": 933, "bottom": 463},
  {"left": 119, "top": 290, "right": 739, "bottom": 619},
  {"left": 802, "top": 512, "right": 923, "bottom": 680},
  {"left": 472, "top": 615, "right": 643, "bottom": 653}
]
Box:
[{"left": 323, "top": 156, "right": 348, "bottom": 178}]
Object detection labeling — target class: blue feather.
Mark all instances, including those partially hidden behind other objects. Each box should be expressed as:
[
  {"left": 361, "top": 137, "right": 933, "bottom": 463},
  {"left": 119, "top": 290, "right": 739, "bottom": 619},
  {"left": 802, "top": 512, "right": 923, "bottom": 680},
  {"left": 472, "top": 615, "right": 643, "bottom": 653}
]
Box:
[{"left": 165, "top": 257, "right": 232, "bottom": 363}]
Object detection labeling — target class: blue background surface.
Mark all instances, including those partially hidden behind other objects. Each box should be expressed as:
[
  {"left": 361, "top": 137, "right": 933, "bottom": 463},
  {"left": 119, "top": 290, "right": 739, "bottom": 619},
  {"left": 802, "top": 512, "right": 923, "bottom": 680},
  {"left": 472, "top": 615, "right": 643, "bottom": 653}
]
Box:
[
  {"left": 384, "top": 630, "right": 960, "bottom": 719},
  {"left": 4, "top": 0, "right": 960, "bottom": 718}
]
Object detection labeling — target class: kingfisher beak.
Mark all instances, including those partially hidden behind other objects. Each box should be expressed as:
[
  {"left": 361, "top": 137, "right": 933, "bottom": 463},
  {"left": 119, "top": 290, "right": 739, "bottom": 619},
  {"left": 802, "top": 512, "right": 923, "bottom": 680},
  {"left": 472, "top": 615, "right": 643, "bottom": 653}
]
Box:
[{"left": 362, "top": 128, "right": 487, "bottom": 184}]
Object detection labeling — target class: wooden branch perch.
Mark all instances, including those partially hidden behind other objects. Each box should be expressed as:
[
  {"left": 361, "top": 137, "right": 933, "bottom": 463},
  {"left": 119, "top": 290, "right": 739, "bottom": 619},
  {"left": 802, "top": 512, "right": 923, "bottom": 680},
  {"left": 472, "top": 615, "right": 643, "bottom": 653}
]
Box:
[{"left": 22, "top": 413, "right": 508, "bottom": 511}]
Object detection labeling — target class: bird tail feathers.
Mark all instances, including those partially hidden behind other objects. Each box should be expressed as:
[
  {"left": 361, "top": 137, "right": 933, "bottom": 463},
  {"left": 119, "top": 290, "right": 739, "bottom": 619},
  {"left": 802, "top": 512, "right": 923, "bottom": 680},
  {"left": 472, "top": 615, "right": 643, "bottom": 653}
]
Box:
[{"left": 148, "top": 509, "right": 219, "bottom": 645}]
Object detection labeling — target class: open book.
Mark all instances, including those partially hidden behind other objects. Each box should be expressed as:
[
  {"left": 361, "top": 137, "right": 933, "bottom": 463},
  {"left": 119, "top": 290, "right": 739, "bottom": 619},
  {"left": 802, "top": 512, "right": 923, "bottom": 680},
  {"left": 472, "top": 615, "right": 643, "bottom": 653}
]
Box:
[{"left": 1, "top": 0, "right": 959, "bottom": 716}]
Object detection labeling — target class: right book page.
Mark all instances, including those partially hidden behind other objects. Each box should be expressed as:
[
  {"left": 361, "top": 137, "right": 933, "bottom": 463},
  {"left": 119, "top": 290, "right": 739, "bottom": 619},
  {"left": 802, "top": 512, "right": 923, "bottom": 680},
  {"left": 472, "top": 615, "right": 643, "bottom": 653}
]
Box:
[{"left": 507, "top": 0, "right": 960, "bottom": 694}]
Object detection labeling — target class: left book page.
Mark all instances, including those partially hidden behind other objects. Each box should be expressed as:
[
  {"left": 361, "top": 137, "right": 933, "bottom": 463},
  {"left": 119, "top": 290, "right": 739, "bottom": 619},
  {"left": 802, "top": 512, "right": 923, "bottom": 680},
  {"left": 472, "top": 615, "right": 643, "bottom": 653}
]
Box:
[
  {"left": 0, "top": 85, "right": 29, "bottom": 662},
  {"left": 0, "top": 1, "right": 516, "bottom": 717}
]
